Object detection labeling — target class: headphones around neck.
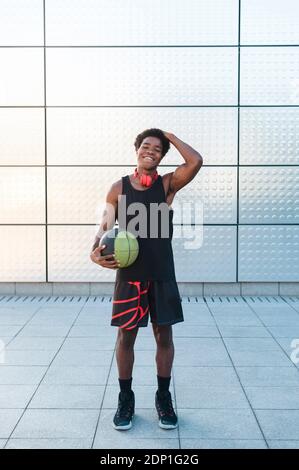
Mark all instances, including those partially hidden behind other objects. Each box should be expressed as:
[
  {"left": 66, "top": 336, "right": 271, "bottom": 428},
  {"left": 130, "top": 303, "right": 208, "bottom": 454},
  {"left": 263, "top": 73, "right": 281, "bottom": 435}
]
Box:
[{"left": 133, "top": 168, "right": 159, "bottom": 187}]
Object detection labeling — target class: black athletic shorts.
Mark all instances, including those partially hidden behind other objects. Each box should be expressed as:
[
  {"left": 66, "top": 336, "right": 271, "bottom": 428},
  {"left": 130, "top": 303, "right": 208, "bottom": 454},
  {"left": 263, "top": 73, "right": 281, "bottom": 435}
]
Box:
[{"left": 111, "top": 280, "right": 184, "bottom": 330}]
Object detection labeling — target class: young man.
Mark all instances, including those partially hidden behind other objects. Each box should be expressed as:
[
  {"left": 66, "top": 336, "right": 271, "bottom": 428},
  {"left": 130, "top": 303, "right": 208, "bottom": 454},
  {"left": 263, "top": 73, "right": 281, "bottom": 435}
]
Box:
[{"left": 90, "top": 128, "right": 202, "bottom": 431}]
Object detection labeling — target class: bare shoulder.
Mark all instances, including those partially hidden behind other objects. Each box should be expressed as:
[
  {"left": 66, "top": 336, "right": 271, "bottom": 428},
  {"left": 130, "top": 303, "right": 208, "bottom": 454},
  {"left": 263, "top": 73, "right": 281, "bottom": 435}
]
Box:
[{"left": 106, "top": 178, "right": 122, "bottom": 203}]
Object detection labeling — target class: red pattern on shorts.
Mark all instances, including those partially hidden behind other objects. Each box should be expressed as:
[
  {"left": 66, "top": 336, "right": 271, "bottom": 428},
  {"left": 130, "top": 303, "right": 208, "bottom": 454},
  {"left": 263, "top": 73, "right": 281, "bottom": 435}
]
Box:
[{"left": 112, "top": 281, "right": 151, "bottom": 330}]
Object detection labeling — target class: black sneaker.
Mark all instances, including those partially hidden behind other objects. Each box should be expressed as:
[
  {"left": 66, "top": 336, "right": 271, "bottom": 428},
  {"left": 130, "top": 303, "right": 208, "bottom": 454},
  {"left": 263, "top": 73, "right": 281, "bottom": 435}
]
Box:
[
  {"left": 113, "top": 390, "right": 135, "bottom": 430},
  {"left": 155, "top": 390, "right": 178, "bottom": 429}
]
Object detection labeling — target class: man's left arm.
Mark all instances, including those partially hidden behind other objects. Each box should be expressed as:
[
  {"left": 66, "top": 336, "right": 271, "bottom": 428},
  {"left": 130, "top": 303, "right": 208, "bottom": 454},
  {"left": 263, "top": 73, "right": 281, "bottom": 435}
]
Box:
[{"left": 163, "top": 132, "right": 203, "bottom": 193}]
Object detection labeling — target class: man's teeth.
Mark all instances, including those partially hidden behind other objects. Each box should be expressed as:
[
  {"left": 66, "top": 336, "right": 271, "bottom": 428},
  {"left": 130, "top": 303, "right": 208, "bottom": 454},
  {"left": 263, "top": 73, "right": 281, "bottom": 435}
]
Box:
[{"left": 144, "top": 156, "right": 154, "bottom": 161}]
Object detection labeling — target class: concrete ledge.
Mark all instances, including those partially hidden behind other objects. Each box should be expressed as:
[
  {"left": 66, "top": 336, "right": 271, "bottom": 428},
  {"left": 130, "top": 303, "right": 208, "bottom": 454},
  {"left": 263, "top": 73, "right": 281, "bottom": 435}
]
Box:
[
  {"left": 279, "top": 283, "right": 299, "bottom": 295},
  {"left": 241, "top": 283, "right": 279, "bottom": 296},
  {"left": 0, "top": 282, "right": 298, "bottom": 296},
  {"left": 203, "top": 283, "right": 241, "bottom": 296}
]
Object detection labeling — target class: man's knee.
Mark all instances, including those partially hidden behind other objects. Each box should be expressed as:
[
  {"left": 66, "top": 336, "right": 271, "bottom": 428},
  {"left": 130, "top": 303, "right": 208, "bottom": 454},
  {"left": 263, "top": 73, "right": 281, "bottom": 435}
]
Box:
[
  {"left": 153, "top": 324, "right": 173, "bottom": 348},
  {"left": 117, "top": 327, "right": 138, "bottom": 349}
]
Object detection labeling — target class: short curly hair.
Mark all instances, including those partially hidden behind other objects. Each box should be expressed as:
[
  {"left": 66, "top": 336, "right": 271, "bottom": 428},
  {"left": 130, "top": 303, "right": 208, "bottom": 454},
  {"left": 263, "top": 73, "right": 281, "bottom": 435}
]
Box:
[{"left": 134, "top": 128, "right": 170, "bottom": 158}]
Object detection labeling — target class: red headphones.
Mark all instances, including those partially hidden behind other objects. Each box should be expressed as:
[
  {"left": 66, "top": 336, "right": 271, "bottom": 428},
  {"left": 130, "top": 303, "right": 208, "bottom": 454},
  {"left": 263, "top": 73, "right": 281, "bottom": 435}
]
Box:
[{"left": 133, "top": 168, "right": 159, "bottom": 187}]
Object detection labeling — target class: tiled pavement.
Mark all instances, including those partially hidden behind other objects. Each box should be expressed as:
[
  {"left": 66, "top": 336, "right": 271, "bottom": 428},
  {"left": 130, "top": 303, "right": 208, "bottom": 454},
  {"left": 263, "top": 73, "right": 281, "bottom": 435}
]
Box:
[{"left": 0, "top": 294, "right": 299, "bottom": 449}]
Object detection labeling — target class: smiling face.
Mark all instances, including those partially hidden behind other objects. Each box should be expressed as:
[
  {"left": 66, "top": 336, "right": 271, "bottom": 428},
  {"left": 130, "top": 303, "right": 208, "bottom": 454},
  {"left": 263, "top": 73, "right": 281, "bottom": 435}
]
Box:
[{"left": 136, "top": 136, "right": 164, "bottom": 171}]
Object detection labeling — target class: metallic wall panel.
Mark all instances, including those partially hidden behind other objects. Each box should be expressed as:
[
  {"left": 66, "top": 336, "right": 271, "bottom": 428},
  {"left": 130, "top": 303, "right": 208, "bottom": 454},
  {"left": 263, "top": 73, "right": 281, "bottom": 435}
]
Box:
[
  {"left": 48, "top": 225, "right": 117, "bottom": 282},
  {"left": 46, "top": 47, "right": 238, "bottom": 106},
  {"left": 0, "top": 168, "right": 45, "bottom": 223},
  {"left": 0, "top": 226, "right": 45, "bottom": 282},
  {"left": 0, "top": 0, "right": 43, "bottom": 46},
  {"left": 47, "top": 166, "right": 125, "bottom": 224},
  {"left": 47, "top": 166, "right": 234, "bottom": 225},
  {"left": 0, "top": 108, "right": 45, "bottom": 165},
  {"left": 240, "top": 107, "right": 299, "bottom": 165},
  {"left": 0, "top": 48, "right": 44, "bottom": 106},
  {"left": 48, "top": 225, "right": 236, "bottom": 283},
  {"left": 47, "top": 107, "right": 237, "bottom": 166},
  {"left": 239, "top": 225, "right": 299, "bottom": 281},
  {"left": 46, "top": 0, "right": 239, "bottom": 46},
  {"left": 171, "top": 167, "right": 237, "bottom": 225},
  {"left": 241, "top": 0, "right": 299, "bottom": 45},
  {"left": 240, "top": 47, "right": 299, "bottom": 105},
  {"left": 239, "top": 167, "right": 299, "bottom": 224},
  {"left": 1, "top": 2, "right": 298, "bottom": 284},
  {"left": 173, "top": 225, "right": 237, "bottom": 282}
]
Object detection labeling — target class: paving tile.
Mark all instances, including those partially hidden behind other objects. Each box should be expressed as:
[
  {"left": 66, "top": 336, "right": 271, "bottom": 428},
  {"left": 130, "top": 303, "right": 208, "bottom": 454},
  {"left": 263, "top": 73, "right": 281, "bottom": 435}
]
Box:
[
  {"left": 0, "top": 315, "right": 33, "bottom": 325},
  {"left": 218, "top": 326, "right": 271, "bottom": 338},
  {"left": 178, "top": 409, "right": 263, "bottom": 439},
  {"left": 173, "top": 341, "right": 232, "bottom": 366},
  {"left": 250, "top": 306, "right": 295, "bottom": 316},
  {"left": 254, "top": 313, "right": 299, "bottom": 327},
  {"left": 24, "top": 319, "right": 75, "bottom": 329},
  {"left": 267, "top": 440, "right": 299, "bottom": 449},
  {"left": 42, "top": 365, "right": 110, "bottom": 385},
  {"left": 246, "top": 386, "right": 299, "bottom": 409},
  {"left": 12, "top": 409, "right": 100, "bottom": 439},
  {"left": 223, "top": 337, "right": 282, "bottom": 352},
  {"left": 0, "top": 337, "right": 13, "bottom": 348},
  {"left": 5, "top": 438, "right": 92, "bottom": 449},
  {"left": 0, "top": 409, "right": 24, "bottom": 438},
  {"left": 0, "top": 350, "right": 56, "bottom": 366},
  {"left": 236, "top": 366, "right": 299, "bottom": 387},
  {"left": 255, "top": 410, "right": 299, "bottom": 440},
  {"left": 0, "top": 366, "right": 47, "bottom": 385},
  {"left": 133, "top": 336, "right": 157, "bottom": 350},
  {"left": 6, "top": 337, "right": 65, "bottom": 351},
  {"left": 28, "top": 385, "right": 105, "bottom": 409},
  {"left": 1, "top": 295, "right": 299, "bottom": 446},
  {"left": 180, "top": 439, "right": 267, "bottom": 449},
  {"left": 178, "top": 312, "right": 215, "bottom": 326},
  {"left": 173, "top": 366, "right": 240, "bottom": 388},
  {"left": 268, "top": 326, "right": 299, "bottom": 338},
  {"left": 172, "top": 325, "right": 220, "bottom": 337},
  {"left": 17, "top": 325, "right": 71, "bottom": 337},
  {"left": 213, "top": 316, "right": 262, "bottom": 327},
  {"left": 68, "top": 325, "right": 117, "bottom": 338},
  {"left": 175, "top": 386, "right": 249, "bottom": 409},
  {"left": 93, "top": 437, "right": 179, "bottom": 449},
  {"left": 0, "top": 385, "right": 37, "bottom": 408},
  {"left": 61, "top": 337, "right": 116, "bottom": 351},
  {"left": 52, "top": 349, "right": 113, "bottom": 366},
  {"left": 228, "top": 349, "right": 292, "bottom": 367},
  {"left": 73, "top": 316, "right": 112, "bottom": 326},
  {"left": 0, "top": 326, "right": 23, "bottom": 336}
]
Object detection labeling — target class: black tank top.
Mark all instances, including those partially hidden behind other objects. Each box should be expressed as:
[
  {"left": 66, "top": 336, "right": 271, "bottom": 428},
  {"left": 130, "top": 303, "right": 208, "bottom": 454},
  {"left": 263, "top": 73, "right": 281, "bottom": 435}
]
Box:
[{"left": 115, "top": 174, "right": 177, "bottom": 281}]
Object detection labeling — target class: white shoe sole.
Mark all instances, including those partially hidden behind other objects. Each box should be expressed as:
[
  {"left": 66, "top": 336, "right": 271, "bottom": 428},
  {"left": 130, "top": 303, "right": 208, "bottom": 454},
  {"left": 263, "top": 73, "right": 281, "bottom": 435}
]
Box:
[
  {"left": 158, "top": 421, "right": 178, "bottom": 430},
  {"left": 113, "top": 414, "right": 134, "bottom": 431}
]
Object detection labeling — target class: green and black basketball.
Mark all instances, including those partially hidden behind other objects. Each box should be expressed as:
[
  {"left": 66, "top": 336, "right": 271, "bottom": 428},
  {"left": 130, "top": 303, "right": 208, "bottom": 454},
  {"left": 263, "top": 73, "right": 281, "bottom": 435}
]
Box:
[{"left": 99, "top": 227, "right": 139, "bottom": 268}]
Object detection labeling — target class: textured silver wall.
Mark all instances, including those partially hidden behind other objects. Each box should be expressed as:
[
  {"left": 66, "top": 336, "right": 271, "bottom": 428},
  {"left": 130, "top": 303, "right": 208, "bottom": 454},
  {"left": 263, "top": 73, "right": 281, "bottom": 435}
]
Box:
[{"left": 0, "top": 0, "right": 298, "bottom": 283}]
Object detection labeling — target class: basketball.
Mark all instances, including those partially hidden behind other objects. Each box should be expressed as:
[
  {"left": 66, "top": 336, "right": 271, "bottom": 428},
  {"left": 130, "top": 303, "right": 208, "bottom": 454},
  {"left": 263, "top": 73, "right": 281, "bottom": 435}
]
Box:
[{"left": 99, "top": 227, "right": 139, "bottom": 268}]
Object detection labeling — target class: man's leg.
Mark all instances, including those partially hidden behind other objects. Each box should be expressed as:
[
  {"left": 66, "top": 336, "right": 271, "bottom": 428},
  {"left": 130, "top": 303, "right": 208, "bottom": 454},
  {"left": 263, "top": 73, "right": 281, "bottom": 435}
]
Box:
[
  {"left": 113, "top": 326, "right": 139, "bottom": 431},
  {"left": 152, "top": 323, "right": 174, "bottom": 377},
  {"left": 115, "top": 326, "right": 139, "bottom": 379},
  {"left": 152, "top": 323, "right": 177, "bottom": 429}
]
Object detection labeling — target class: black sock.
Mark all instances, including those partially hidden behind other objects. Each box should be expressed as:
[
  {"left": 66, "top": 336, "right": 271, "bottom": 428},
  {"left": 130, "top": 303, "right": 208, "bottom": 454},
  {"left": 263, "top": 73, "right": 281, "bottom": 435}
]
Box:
[
  {"left": 118, "top": 377, "right": 132, "bottom": 394},
  {"left": 157, "top": 375, "right": 171, "bottom": 394}
]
